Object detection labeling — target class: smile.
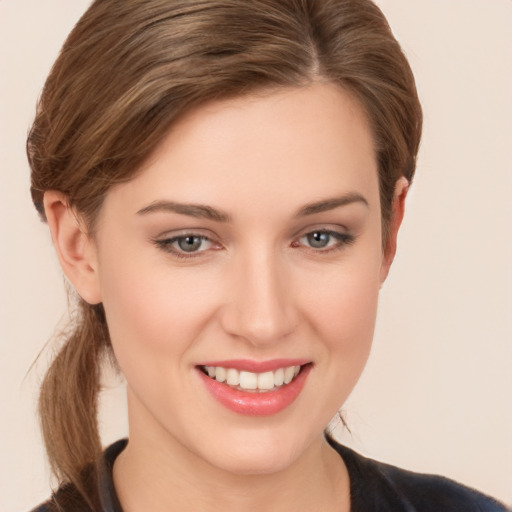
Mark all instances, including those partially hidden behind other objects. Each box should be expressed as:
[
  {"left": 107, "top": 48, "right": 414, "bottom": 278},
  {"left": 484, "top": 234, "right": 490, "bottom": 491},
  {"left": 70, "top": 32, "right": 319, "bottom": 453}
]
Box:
[
  {"left": 197, "top": 361, "right": 312, "bottom": 416},
  {"left": 201, "top": 365, "right": 301, "bottom": 392}
]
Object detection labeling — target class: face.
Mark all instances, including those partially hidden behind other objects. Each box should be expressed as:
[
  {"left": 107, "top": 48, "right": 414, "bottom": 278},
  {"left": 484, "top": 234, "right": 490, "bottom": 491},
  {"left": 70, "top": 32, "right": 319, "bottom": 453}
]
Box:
[{"left": 89, "top": 83, "right": 390, "bottom": 475}]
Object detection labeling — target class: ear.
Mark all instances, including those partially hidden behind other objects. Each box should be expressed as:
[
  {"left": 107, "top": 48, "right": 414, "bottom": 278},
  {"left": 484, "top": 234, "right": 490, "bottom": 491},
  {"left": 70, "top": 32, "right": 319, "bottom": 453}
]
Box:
[
  {"left": 43, "top": 191, "right": 102, "bottom": 304},
  {"left": 379, "top": 177, "right": 409, "bottom": 284}
]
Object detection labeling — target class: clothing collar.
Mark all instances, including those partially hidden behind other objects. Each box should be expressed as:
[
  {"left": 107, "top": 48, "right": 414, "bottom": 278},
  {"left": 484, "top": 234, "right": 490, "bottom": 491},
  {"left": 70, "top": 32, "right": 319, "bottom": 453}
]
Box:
[{"left": 96, "top": 437, "right": 411, "bottom": 512}]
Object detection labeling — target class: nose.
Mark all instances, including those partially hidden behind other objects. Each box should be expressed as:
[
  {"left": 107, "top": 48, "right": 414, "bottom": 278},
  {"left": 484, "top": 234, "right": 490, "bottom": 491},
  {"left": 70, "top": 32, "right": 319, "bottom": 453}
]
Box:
[{"left": 219, "top": 247, "right": 298, "bottom": 346}]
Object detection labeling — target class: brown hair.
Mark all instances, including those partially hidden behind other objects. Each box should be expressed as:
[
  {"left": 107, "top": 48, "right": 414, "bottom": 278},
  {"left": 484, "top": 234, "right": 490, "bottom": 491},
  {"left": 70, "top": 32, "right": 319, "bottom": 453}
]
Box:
[{"left": 27, "top": 0, "right": 422, "bottom": 504}]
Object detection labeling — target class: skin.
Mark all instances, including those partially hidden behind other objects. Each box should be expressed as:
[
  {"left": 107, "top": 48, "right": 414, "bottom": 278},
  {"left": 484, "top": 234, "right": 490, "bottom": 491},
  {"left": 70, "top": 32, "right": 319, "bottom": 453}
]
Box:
[{"left": 45, "top": 82, "right": 407, "bottom": 512}]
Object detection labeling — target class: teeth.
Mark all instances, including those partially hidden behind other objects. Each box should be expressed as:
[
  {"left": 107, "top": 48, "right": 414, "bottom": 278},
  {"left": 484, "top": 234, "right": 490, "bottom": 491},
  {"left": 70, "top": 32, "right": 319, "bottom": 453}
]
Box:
[
  {"left": 283, "top": 366, "right": 295, "bottom": 384},
  {"left": 239, "top": 371, "right": 257, "bottom": 390},
  {"left": 204, "top": 365, "right": 303, "bottom": 392},
  {"left": 274, "top": 368, "right": 284, "bottom": 386},
  {"left": 215, "top": 367, "right": 226, "bottom": 383},
  {"left": 226, "top": 368, "right": 240, "bottom": 386},
  {"left": 257, "top": 371, "right": 275, "bottom": 390}
]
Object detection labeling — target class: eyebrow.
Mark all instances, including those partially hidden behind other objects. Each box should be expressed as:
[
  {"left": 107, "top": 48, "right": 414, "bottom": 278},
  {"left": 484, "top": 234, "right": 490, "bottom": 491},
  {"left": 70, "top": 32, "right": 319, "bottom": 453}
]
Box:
[
  {"left": 297, "top": 193, "right": 369, "bottom": 217},
  {"left": 136, "top": 201, "right": 232, "bottom": 222},
  {"left": 136, "top": 192, "right": 368, "bottom": 222}
]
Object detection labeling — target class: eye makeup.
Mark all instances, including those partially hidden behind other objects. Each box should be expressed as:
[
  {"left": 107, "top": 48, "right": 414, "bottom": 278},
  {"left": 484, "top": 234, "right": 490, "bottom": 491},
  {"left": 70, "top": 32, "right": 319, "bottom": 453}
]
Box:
[{"left": 152, "top": 226, "right": 356, "bottom": 261}]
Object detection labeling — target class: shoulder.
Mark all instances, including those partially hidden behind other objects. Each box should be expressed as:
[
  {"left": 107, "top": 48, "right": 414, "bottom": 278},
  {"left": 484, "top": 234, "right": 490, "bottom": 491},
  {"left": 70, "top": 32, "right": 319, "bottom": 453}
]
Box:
[
  {"left": 29, "top": 439, "right": 127, "bottom": 512},
  {"left": 29, "top": 484, "right": 93, "bottom": 512},
  {"left": 377, "top": 458, "right": 508, "bottom": 512},
  {"left": 327, "top": 436, "right": 508, "bottom": 512}
]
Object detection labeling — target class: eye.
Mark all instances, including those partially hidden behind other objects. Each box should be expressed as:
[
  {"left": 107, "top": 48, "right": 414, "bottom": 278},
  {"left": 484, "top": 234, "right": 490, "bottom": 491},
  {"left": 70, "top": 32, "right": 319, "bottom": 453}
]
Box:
[
  {"left": 154, "top": 233, "right": 217, "bottom": 257},
  {"left": 305, "top": 231, "right": 332, "bottom": 249},
  {"left": 175, "top": 235, "right": 207, "bottom": 253},
  {"left": 294, "top": 230, "right": 354, "bottom": 251}
]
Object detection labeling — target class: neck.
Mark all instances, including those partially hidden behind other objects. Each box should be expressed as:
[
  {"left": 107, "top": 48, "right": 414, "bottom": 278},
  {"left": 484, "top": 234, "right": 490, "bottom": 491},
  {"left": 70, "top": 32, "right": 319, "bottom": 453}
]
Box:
[{"left": 113, "top": 400, "right": 350, "bottom": 512}]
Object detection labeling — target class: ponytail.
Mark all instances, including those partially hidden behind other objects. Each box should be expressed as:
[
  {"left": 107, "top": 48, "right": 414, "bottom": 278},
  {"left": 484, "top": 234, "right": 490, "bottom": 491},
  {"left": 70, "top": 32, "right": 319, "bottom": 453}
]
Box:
[{"left": 38, "top": 299, "right": 110, "bottom": 504}]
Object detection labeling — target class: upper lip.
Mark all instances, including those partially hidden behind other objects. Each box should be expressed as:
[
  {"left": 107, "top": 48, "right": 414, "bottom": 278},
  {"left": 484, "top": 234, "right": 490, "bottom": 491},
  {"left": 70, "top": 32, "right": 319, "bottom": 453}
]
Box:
[{"left": 196, "top": 358, "right": 311, "bottom": 373}]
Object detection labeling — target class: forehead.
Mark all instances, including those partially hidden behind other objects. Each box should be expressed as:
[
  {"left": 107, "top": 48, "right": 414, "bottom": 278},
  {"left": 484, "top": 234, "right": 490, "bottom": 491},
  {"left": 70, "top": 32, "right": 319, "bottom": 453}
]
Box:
[{"left": 103, "top": 82, "right": 379, "bottom": 219}]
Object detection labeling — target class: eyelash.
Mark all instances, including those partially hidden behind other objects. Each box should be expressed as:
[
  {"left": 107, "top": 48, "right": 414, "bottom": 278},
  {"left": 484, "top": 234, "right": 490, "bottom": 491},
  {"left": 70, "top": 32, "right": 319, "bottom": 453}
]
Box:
[
  {"left": 153, "top": 229, "right": 355, "bottom": 259},
  {"left": 293, "top": 230, "right": 355, "bottom": 252},
  {"left": 154, "top": 234, "right": 217, "bottom": 259}
]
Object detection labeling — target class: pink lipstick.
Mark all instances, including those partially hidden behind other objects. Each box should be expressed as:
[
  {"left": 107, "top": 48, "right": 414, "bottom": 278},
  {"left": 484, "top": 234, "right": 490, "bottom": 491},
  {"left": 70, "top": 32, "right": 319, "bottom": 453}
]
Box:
[{"left": 196, "top": 360, "right": 312, "bottom": 416}]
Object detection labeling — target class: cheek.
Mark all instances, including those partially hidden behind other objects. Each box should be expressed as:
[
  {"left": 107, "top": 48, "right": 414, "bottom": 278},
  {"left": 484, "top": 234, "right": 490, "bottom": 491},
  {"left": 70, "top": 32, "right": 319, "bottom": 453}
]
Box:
[
  {"left": 304, "top": 255, "right": 381, "bottom": 345},
  {"left": 299, "top": 250, "right": 382, "bottom": 395},
  {"left": 309, "top": 274, "right": 379, "bottom": 376},
  {"left": 97, "top": 260, "right": 220, "bottom": 427},
  {"left": 98, "top": 252, "right": 219, "bottom": 363}
]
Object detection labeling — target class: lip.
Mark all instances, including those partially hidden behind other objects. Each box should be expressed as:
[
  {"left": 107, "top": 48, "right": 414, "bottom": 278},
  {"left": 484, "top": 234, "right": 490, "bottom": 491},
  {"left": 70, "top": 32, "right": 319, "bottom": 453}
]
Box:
[
  {"left": 196, "top": 358, "right": 310, "bottom": 372},
  {"left": 197, "top": 362, "right": 312, "bottom": 416}
]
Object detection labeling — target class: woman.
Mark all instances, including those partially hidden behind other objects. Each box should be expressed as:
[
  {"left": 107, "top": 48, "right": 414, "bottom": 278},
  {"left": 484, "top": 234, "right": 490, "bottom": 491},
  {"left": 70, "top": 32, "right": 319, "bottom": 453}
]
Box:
[{"left": 18, "top": 0, "right": 507, "bottom": 510}]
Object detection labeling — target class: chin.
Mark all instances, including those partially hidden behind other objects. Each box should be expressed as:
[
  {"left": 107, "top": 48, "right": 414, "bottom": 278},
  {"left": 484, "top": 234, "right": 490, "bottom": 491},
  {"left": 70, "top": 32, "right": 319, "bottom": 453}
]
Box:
[
  {"left": 211, "top": 449, "right": 299, "bottom": 476},
  {"left": 194, "top": 427, "right": 315, "bottom": 476}
]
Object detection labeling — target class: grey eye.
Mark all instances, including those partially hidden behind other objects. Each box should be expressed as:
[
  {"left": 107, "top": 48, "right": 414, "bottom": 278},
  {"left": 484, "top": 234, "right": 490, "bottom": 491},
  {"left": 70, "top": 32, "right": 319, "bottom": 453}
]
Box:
[
  {"left": 177, "top": 235, "right": 204, "bottom": 252},
  {"left": 306, "top": 232, "right": 331, "bottom": 248}
]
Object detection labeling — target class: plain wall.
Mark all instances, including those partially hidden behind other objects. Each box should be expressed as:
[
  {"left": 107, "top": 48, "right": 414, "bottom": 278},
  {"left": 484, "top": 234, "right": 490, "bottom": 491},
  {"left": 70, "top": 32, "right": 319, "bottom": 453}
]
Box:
[{"left": 1, "top": 0, "right": 511, "bottom": 510}]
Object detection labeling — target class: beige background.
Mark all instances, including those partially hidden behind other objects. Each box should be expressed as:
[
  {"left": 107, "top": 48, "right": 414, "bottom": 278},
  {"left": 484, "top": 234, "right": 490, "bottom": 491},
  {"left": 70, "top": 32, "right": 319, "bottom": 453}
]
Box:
[{"left": 1, "top": 0, "right": 511, "bottom": 510}]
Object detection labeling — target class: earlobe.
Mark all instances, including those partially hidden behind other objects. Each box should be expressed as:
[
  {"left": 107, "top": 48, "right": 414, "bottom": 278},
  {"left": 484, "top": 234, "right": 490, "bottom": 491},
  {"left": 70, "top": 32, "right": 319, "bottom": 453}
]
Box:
[
  {"left": 379, "top": 177, "right": 409, "bottom": 284},
  {"left": 43, "top": 191, "right": 102, "bottom": 304}
]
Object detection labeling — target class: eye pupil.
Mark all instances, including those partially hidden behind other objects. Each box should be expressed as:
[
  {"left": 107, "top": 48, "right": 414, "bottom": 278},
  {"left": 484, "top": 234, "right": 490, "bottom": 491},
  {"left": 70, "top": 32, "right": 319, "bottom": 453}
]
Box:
[
  {"left": 307, "top": 232, "right": 330, "bottom": 248},
  {"left": 178, "top": 236, "right": 202, "bottom": 252}
]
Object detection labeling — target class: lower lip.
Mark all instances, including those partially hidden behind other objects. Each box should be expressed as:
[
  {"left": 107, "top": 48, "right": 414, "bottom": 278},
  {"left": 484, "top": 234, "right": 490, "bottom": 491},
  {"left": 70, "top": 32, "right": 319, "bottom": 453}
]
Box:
[{"left": 198, "top": 365, "right": 312, "bottom": 416}]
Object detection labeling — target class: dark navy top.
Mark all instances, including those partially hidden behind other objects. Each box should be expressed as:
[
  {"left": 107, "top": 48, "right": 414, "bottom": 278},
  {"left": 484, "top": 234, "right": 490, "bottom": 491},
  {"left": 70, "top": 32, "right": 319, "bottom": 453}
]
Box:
[{"left": 32, "top": 438, "right": 509, "bottom": 511}]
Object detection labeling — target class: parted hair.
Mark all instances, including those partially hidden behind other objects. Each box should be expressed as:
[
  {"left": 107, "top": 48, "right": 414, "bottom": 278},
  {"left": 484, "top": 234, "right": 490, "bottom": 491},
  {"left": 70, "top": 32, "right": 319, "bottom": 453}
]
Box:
[{"left": 27, "top": 0, "right": 422, "bottom": 505}]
